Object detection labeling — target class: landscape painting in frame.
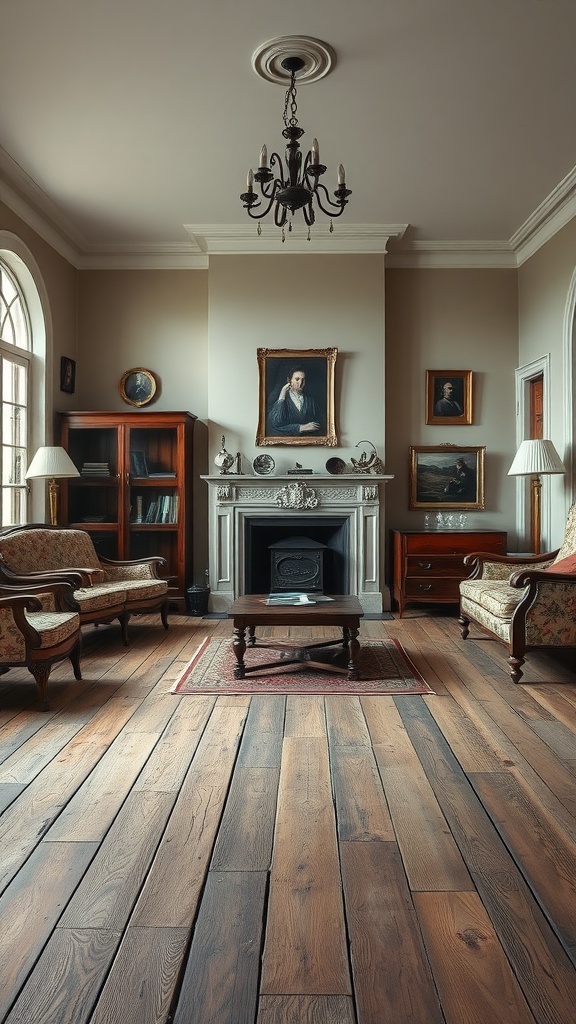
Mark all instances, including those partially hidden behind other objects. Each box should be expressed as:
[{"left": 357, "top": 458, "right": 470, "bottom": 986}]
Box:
[
  {"left": 426, "top": 369, "right": 473, "bottom": 425},
  {"left": 409, "top": 445, "right": 485, "bottom": 510},
  {"left": 256, "top": 347, "right": 337, "bottom": 446}
]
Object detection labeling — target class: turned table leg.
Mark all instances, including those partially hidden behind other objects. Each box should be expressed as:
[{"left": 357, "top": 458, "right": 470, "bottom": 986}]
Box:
[
  {"left": 232, "top": 625, "right": 247, "bottom": 678},
  {"left": 346, "top": 626, "right": 360, "bottom": 680}
]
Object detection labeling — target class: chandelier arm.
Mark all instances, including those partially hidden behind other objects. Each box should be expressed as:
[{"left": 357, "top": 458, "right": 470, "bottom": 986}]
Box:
[
  {"left": 313, "top": 182, "right": 351, "bottom": 218},
  {"left": 245, "top": 191, "right": 279, "bottom": 219},
  {"left": 303, "top": 204, "right": 316, "bottom": 227},
  {"left": 274, "top": 203, "right": 288, "bottom": 228},
  {"left": 260, "top": 176, "right": 285, "bottom": 200}
]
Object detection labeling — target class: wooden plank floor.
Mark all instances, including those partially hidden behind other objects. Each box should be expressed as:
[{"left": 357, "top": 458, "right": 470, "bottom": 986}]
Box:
[{"left": 1, "top": 609, "right": 576, "bottom": 1023}]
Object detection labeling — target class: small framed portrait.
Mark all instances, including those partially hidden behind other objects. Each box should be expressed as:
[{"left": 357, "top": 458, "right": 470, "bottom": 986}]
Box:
[
  {"left": 409, "top": 444, "right": 485, "bottom": 510},
  {"left": 256, "top": 347, "right": 338, "bottom": 447},
  {"left": 426, "top": 369, "right": 473, "bottom": 425},
  {"left": 60, "top": 356, "right": 76, "bottom": 394}
]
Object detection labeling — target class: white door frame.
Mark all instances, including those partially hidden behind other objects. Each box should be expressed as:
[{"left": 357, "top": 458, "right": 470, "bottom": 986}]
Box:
[{"left": 513, "top": 354, "right": 552, "bottom": 551}]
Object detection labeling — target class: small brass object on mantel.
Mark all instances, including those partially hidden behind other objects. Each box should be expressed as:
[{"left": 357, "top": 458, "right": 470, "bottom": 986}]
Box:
[{"left": 351, "top": 440, "right": 385, "bottom": 475}]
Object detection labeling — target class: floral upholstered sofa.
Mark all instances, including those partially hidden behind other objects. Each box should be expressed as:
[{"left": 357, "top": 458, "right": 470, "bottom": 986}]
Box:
[
  {"left": 459, "top": 502, "right": 576, "bottom": 683},
  {"left": 0, "top": 525, "right": 169, "bottom": 645}
]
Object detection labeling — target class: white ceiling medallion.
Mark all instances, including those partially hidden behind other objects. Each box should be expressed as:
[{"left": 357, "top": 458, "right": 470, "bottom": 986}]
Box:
[{"left": 252, "top": 36, "right": 336, "bottom": 85}]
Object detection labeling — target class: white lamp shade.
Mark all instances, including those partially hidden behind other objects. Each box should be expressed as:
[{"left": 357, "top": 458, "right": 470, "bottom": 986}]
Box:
[
  {"left": 508, "top": 438, "right": 566, "bottom": 477},
  {"left": 26, "top": 446, "right": 80, "bottom": 480}
]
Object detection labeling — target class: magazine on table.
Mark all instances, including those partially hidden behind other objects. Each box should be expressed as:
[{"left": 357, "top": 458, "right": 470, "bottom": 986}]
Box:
[{"left": 265, "top": 592, "right": 335, "bottom": 606}]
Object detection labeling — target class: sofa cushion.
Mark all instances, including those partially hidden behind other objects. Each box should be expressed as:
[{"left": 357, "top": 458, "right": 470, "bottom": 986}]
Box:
[
  {"left": 459, "top": 579, "right": 523, "bottom": 618},
  {"left": 73, "top": 584, "right": 127, "bottom": 613},
  {"left": 26, "top": 610, "right": 81, "bottom": 648},
  {"left": 119, "top": 578, "right": 168, "bottom": 602},
  {"left": 547, "top": 553, "right": 576, "bottom": 573}
]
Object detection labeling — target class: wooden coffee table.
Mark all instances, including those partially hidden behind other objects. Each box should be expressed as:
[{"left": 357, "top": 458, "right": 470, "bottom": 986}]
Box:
[{"left": 228, "top": 594, "right": 364, "bottom": 681}]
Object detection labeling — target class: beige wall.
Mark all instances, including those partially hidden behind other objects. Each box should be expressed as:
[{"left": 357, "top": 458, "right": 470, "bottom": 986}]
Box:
[
  {"left": 77, "top": 269, "right": 208, "bottom": 418},
  {"left": 385, "top": 268, "right": 519, "bottom": 543},
  {"left": 207, "top": 254, "right": 386, "bottom": 473}
]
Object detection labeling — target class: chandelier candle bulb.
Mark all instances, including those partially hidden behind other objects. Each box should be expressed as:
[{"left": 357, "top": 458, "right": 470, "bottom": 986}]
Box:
[
  {"left": 338, "top": 164, "right": 346, "bottom": 185},
  {"left": 311, "top": 138, "right": 320, "bottom": 164},
  {"left": 247, "top": 169, "right": 254, "bottom": 190},
  {"left": 259, "top": 145, "right": 268, "bottom": 168}
]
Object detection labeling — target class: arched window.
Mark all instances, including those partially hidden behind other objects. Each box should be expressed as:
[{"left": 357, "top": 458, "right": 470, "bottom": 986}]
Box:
[{"left": 0, "top": 258, "right": 31, "bottom": 525}]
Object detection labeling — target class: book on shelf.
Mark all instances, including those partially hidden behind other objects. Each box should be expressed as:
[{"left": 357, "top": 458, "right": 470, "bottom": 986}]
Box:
[
  {"left": 142, "top": 494, "right": 178, "bottom": 524},
  {"left": 81, "top": 462, "right": 110, "bottom": 476}
]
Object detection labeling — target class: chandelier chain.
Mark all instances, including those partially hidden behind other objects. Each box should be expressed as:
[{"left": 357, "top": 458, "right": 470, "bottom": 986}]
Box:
[{"left": 283, "top": 72, "right": 299, "bottom": 129}]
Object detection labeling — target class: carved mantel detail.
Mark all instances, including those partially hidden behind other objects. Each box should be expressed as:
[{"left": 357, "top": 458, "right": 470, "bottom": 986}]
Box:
[
  {"left": 202, "top": 473, "right": 394, "bottom": 613},
  {"left": 275, "top": 482, "right": 319, "bottom": 510}
]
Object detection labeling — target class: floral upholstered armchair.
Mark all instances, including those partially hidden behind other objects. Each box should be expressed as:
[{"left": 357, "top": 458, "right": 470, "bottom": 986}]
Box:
[
  {"left": 459, "top": 502, "right": 576, "bottom": 683},
  {"left": 0, "top": 580, "right": 82, "bottom": 709}
]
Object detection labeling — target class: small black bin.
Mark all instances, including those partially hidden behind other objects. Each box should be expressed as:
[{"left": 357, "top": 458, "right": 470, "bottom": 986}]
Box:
[{"left": 186, "top": 585, "right": 210, "bottom": 616}]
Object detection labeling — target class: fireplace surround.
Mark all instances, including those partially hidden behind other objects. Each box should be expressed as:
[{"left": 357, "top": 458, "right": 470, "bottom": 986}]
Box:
[{"left": 202, "top": 473, "right": 393, "bottom": 613}]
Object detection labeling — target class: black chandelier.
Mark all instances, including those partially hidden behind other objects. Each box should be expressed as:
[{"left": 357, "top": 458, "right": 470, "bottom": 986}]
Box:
[{"left": 240, "top": 55, "right": 352, "bottom": 240}]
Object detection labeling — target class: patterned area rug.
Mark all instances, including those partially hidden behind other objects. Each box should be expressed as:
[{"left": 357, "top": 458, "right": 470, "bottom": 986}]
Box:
[{"left": 171, "top": 637, "right": 433, "bottom": 695}]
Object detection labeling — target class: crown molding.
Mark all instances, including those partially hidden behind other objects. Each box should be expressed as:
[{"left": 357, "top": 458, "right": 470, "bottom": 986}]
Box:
[
  {"left": 183, "top": 223, "right": 408, "bottom": 255},
  {"left": 76, "top": 245, "right": 208, "bottom": 270},
  {"left": 2, "top": 138, "right": 576, "bottom": 268},
  {"left": 386, "top": 240, "right": 517, "bottom": 269},
  {"left": 510, "top": 164, "right": 576, "bottom": 266}
]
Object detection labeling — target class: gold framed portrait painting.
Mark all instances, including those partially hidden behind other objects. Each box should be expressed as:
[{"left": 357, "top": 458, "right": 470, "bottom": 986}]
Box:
[{"left": 256, "top": 347, "right": 337, "bottom": 447}]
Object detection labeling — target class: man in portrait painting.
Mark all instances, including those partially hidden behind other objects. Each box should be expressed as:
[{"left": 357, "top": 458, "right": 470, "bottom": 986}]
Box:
[
  {"left": 266, "top": 364, "right": 326, "bottom": 437},
  {"left": 434, "top": 380, "right": 463, "bottom": 417},
  {"left": 444, "top": 457, "right": 476, "bottom": 500}
]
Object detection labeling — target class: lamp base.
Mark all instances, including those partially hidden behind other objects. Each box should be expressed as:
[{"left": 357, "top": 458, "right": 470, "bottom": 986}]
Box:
[
  {"left": 530, "top": 475, "right": 542, "bottom": 555},
  {"left": 48, "top": 478, "right": 59, "bottom": 527}
]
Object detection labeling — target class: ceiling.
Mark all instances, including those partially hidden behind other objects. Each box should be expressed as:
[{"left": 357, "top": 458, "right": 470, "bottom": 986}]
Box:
[{"left": 2, "top": 0, "right": 576, "bottom": 266}]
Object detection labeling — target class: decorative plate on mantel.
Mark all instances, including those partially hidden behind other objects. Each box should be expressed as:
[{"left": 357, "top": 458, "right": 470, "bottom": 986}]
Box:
[{"left": 253, "top": 454, "right": 275, "bottom": 476}]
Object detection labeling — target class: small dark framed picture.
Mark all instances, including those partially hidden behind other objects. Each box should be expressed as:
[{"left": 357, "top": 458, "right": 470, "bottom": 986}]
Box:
[
  {"left": 426, "top": 369, "right": 472, "bottom": 425},
  {"left": 60, "top": 356, "right": 76, "bottom": 394},
  {"left": 409, "top": 444, "right": 485, "bottom": 510},
  {"left": 130, "top": 450, "right": 149, "bottom": 478}
]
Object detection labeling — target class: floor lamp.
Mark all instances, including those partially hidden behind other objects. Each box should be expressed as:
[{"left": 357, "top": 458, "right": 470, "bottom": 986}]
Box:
[
  {"left": 26, "top": 446, "right": 80, "bottom": 525},
  {"left": 508, "top": 438, "right": 566, "bottom": 555}
]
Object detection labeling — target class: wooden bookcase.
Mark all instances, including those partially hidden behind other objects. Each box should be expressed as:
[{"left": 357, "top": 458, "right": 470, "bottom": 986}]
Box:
[{"left": 59, "top": 411, "right": 196, "bottom": 611}]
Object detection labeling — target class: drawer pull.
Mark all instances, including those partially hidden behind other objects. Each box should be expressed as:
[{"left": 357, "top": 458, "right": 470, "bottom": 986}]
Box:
[
  {"left": 417, "top": 561, "right": 432, "bottom": 570},
  {"left": 418, "top": 583, "right": 433, "bottom": 591}
]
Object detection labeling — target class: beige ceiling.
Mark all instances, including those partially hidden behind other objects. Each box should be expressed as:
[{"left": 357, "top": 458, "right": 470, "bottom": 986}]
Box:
[{"left": 2, "top": 0, "right": 576, "bottom": 265}]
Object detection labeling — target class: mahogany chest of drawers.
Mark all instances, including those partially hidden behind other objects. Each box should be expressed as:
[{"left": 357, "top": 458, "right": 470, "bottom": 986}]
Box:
[{"left": 392, "top": 529, "right": 508, "bottom": 616}]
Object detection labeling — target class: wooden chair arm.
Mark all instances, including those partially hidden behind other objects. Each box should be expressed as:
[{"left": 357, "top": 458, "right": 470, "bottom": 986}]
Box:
[
  {"left": 463, "top": 550, "right": 559, "bottom": 580},
  {"left": 0, "top": 566, "right": 102, "bottom": 588},
  {"left": 509, "top": 567, "right": 576, "bottom": 588},
  {"left": 0, "top": 580, "right": 76, "bottom": 611}
]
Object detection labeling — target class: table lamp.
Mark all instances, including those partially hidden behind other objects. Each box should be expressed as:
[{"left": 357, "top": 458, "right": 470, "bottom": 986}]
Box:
[
  {"left": 26, "top": 446, "right": 80, "bottom": 525},
  {"left": 508, "top": 438, "right": 565, "bottom": 554}
]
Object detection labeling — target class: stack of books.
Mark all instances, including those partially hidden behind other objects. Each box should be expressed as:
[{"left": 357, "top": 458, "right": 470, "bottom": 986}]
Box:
[{"left": 81, "top": 462, "right": 110, "bottom": 476}]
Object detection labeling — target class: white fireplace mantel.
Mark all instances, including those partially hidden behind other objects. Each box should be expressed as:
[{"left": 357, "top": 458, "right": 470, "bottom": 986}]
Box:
[{"left": 201, "top": 473, "right": 394, "bottom": 613}]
